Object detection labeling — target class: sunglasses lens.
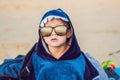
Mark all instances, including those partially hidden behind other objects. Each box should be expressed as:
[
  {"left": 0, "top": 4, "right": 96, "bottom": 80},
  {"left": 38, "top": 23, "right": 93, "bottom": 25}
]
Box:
[
  {"left": 40, "top": 26, "right": 68, "bottom": 37},
  {"left": 55, "top": 26, "right": 67, "bottom": 36},
  {"left": 40, "top": 27, "right": 52, "bottom": 37}
]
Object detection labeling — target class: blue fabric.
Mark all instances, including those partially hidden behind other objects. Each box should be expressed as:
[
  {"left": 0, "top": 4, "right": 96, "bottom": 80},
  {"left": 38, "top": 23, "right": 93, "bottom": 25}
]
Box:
[
  {"left": 32, "top": 52, "right": 86, "bottom": 80},
  {"left": 85, "top": 53, "right": 108, "bottom": 79},
  {"left": 114, "top": 67, "right": 120, "bottom": 80},
  {"left": 37, "top": 8, "right": 81, "bottom": 60},
  {"left": 39, "top": 8, "right": 69, "bottom": 26},
  {"left": 35, "top": 8, "right": 99, "bottom": 80},
  {"left": 0, "top": 8, "right": 100, "bottom": 80},
  {"left": 114, "top": 67, "right": 120, "bottom": 76},
  {"left": 0, "top": 56, "right": 24, "bottom": 78}
]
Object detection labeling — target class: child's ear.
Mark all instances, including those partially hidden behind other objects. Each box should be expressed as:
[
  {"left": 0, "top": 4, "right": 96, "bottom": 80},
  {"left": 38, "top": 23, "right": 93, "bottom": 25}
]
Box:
[{"left": 66, "top": 29, "right": 72, "bottom": 38}]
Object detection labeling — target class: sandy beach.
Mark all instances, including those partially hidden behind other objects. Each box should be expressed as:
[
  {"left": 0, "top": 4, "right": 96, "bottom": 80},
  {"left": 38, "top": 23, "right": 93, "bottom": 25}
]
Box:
[{"left": 0, "top": 0, "right": 120, "bottom": 66}]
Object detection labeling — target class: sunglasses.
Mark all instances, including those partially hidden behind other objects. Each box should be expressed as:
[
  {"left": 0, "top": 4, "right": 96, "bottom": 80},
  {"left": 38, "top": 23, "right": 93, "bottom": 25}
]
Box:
[{"left": 40, "top": 25, "right": 69, "bottom": 37}]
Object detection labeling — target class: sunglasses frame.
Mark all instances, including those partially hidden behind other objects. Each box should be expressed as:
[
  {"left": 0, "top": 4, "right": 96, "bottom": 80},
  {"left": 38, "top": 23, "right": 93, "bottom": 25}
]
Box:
[{"left": 40, "top": 25, "right": 70, "bottom": 37}]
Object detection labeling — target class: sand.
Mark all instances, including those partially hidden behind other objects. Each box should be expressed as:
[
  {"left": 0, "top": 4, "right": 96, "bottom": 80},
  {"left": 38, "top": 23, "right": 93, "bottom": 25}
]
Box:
[{"left": 0, "top": 0, "right": 120, "bottom": 66}]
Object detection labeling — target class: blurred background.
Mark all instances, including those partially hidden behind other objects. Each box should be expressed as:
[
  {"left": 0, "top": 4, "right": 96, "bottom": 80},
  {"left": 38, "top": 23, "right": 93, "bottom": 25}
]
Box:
[{"left": 0, "top": 0, "right": 120, "bottom": 66}]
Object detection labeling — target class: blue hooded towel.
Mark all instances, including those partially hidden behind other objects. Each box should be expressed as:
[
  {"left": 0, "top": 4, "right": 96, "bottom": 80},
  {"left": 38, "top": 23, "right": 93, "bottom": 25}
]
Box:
[
  {"left": 28, "top": 9, "right": 100, "bottom": 80},
  {"left": 0, "top": 8, "right": 100, "bottom": 80}
]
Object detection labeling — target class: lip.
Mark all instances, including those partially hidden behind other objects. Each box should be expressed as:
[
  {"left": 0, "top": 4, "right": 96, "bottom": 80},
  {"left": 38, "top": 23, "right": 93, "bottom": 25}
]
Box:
[{"left": 51, "top": 38, "right": 58, "bottom": 42}]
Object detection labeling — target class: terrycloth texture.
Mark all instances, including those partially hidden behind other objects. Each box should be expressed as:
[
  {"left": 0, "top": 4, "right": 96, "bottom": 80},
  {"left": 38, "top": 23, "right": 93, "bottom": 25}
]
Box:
[
  {"left": 85, "top": 53, "right": 108, "bottom": 79},
  {"left": 34, "top": 8, "right": 100, "bottom": 80},
  {"left": 0, "top": 9, "right": 102, "bottom": 80},
  {"left": 0, "top": 56, "right": 24, "bottom": 78},
  {"left": 37, "top": 8, "right": 81, "bottom": 60},
  {"left": 32, "top": 52, "right": 86, "bottom": 80},
  {"left": 39, "top": 9, "right": 69, "bottom": 27}
]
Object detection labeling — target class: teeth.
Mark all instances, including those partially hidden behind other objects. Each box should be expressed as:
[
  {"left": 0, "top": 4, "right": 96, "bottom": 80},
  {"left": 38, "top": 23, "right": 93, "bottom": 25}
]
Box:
[
  {"left": 40, "top": 15, "right": 69, "bottom": 27},
  {"left": 42, "top": 19, "right": 47, "bottom": 26},
  {"left": 43, "top": 17, "right": 54, "bottom": 26},
  {"left": 48, "top": 17, "right": 53, "bottom": 21}
]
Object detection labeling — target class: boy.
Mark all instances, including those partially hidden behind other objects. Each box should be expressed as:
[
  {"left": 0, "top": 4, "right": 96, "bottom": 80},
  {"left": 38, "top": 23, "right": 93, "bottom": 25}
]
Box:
[{"left": 0, "top": 8, "right": 108, "bottom": 80}]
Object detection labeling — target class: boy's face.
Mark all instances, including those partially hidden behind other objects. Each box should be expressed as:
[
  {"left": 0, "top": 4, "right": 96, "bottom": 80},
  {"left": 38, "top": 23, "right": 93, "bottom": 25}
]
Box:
[{"left": 42, "top": 19, "right": 71, "bottom": 48}]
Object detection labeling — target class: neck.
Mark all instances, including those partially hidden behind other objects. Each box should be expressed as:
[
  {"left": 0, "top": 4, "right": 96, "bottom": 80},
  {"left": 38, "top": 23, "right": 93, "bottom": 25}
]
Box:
[{"left": 48, "top": 45, "right": 70, "bottom": 59}]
